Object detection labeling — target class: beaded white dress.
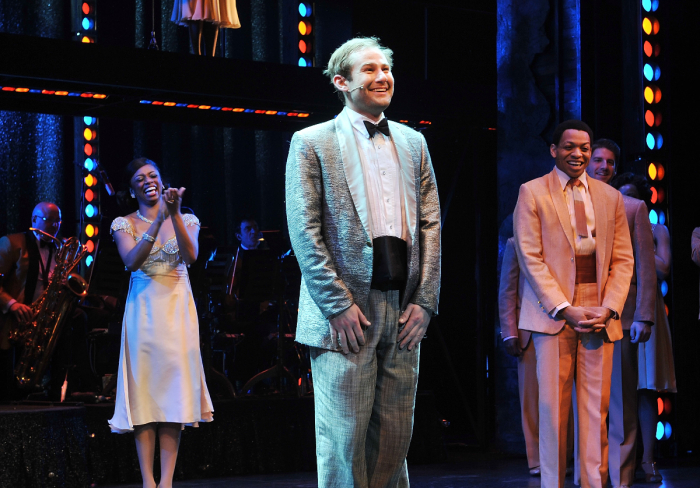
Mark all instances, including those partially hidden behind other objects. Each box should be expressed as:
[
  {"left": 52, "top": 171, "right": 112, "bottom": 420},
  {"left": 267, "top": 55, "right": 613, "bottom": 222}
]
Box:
[
  {"left": 108, "top": 214, "right": 214, "bottom": 433},
  {"left": 171, "top": 0, "right": 241, "bottom": 29}
]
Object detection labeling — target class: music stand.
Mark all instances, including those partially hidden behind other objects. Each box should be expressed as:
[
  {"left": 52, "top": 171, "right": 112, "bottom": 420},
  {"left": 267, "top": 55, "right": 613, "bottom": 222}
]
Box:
[{"left": 238, "top": 248, "right": 300, "bottom": 396}]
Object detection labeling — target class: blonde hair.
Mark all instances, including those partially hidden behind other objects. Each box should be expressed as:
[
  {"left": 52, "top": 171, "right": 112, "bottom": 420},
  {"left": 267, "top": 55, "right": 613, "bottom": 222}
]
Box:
[{"left": 324, "top": 37, "right": 394, "bottom": 102}]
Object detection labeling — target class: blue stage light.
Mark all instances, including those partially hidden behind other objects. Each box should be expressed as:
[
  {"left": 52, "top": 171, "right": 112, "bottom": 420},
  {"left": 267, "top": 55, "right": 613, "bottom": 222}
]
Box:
[
  {"left": 176, "top": 103, "right": 187, "bottom": 107},
  {"left": 656, "top": 421, "right": 664, "bottom": 440},
  {"left": 659, "top": 210, "right": 666, "bottom": 225},
  {"left": 29, "top": 89, "right": 41, "bottom": 94},
  {"left": 642, "top": 0, "right": 651, "bottom": 12},
  {"left": 84, "top": 158, "right": 95, "bottom": 171},
  {"left": 656, "top": 133, "right": 663, "bottom": 149},
  {"left": 646, "top": 133, "right": 655, "bottom": 150},
  {"left": 299, "top": 3, "right": 312, "bottom": 17},
  {"left": 298, "top": 57, "right": 308, "bottom": 67},
  {"left": 661, "top": 280, "right": 668, "bottom": 297},
  {"left": 654, "top": 66, "right": 661, "bottom": 80},
  {"left": 85, "top": 204, "right": 95, "bottom": 218},
  {"left": 664, "top": 422, "right": 672, "bottom": 440},
  {"left": 277, "top": 112, "right": 288, "bottom": 116},
  {"left": 84, "top": 116, "right": 95, "bottom": 125},
  {"left": 140, "top": 100, "right": 152, "bottom": 104},
  {"left": 644, "top": 64, "right": 654, "bottom": 81},
  {"left": 649, "top": 210, "right": 658, "bottom": 225},
  {"left": 651, "top": 0, "right": 659, "bottom": 11},
  {"left": 82, "top": 17, "right": 94, "bottom": 30},
  {"left": 86, "top": 255, "right": 94, "bottom": 267}
]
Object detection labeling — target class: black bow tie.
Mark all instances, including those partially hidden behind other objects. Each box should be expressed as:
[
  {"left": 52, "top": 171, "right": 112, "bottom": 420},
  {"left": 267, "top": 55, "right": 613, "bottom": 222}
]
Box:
[{"left": 363, "top": 119, "right": 391, "bottom": 138}]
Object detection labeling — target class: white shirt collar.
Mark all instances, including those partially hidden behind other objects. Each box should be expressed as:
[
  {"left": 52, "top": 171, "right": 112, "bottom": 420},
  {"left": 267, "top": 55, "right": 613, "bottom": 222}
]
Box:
[
  {"left": 554, "top": 165, "right": 589, "bottom": 191},
  {"left": 343, "top": 107, "right": 386, "bottom": 139}
]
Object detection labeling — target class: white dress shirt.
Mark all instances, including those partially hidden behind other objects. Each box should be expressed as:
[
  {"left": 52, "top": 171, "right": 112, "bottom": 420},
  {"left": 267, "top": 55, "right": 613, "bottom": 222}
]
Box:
[{"left": 345, "top": 107, "right": 406, "bottom": 242}]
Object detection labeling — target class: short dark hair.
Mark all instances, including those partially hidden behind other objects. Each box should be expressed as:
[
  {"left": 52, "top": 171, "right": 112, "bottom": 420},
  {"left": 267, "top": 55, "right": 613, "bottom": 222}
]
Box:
[
  {"left": 236, "top": 217, "right": 258, "bottom": 235},
  {"left": 592, "top": 139, "right": 621, "bottom": 164},
  {"left": 552, "top": 120, "right": 594, "bottom": 146},
  {"left": 610, "top": 172, "right": 653, "bottom": 207}
]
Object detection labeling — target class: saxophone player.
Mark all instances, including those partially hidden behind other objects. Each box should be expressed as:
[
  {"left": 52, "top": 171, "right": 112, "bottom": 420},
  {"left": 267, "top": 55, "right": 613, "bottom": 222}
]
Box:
[{"left": 0, "top": 202, "right": 95, "bottom": 400}]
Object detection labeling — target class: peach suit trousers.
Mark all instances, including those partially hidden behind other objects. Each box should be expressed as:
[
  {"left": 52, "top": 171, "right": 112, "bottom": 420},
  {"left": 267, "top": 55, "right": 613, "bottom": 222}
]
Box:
[{"left": 532, "top": 283, "right": 614, "bottom": 488}]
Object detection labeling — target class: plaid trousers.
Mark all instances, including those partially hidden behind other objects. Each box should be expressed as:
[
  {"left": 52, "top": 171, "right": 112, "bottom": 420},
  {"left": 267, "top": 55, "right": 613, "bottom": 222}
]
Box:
[{"left": 310, "top": 290, "right": 420, "bottom": 488}]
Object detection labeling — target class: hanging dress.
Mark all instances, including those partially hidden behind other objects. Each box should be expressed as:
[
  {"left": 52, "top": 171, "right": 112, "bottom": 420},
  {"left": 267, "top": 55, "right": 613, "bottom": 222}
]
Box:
[{"left": 171, "top": 0, "right": 241, "bottom": 29}]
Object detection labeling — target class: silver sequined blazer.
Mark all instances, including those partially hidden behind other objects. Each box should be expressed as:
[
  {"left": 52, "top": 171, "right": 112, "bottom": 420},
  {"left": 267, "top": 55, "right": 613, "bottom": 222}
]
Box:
[{"left": 285, "top": 109, "right": 441, "bottom": 351}]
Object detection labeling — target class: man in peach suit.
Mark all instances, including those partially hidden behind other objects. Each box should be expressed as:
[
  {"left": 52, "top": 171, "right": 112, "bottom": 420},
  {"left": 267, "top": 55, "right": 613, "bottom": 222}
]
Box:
[
  {"left": 513, "top": 120, "right": 634, "bottom": 488},
  {"left": 499, "top": 236, "right": 574, "bottom": 477}
]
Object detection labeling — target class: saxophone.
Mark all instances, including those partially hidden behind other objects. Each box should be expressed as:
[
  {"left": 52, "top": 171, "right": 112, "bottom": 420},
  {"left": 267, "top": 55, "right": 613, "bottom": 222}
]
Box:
[{"left": 9, "top": 229, "right": 88, "bottom": 390}]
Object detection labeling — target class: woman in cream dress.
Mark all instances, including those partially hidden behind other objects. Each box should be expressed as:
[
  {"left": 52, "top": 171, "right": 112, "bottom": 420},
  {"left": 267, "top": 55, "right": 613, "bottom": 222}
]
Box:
[
  {"left": 172, "top": 0, "right": 240, "bottom": 56},
  {"left": 109, "top": 158, "right": 213, "bottom": 488}
]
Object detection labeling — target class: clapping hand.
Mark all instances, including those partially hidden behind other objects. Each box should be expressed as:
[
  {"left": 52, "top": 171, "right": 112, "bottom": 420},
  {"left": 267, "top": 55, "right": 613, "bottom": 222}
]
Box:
[{"left": 163, "top": 187, "right": 186, "bottom": 216}]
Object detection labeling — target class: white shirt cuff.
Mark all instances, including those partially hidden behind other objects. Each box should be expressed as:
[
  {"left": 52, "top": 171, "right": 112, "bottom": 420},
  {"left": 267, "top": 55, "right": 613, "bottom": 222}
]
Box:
[
  {"left": 551, "top": 301, "right": 571, "bottom": 318},
  {"left": 2, "top": 298, "right": 17, "bottom": 314}
]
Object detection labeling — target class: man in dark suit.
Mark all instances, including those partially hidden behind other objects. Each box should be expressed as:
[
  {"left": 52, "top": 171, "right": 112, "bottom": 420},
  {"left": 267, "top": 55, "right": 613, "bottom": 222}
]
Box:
[
  {"left": 586, "top": 140, "right": 655, "bottom": 488},
  {"left": 286, "top": 37, "right": 441, "bottom": 487}
]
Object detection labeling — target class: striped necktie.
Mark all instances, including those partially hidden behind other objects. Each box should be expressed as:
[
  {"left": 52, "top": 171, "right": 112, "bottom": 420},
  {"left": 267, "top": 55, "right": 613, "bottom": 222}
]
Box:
[{"left": 567, "top": 178, "right": 588, "bottom": 238}]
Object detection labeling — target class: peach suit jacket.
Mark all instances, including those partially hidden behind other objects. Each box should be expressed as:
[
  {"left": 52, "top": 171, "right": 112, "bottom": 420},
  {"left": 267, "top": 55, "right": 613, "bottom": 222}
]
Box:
[{"left": 513, "top": 169, "right": 634, "bottom": 342}]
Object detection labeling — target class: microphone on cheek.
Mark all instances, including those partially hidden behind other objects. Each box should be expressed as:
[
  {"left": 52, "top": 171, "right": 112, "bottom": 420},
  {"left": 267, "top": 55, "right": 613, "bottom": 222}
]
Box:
[{"left": 348, "top": 84, "right": 364, "bottom": 93}]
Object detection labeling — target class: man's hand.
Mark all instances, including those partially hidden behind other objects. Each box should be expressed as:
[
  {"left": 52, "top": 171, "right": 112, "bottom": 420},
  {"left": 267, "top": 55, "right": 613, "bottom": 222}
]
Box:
[
  {"left": 397, "top": 304, "right": 431, "bottom": 351},
  {"left": 504, "top": 337, "right": 523, "bottom": 357},
  {"left": 560, "top": 306, "right": 610, "bottom": 333},
  {"left": 9, "top": 302, "right": 33, "bottom": 324},
  {"left": 630, "top": 321, "right": 652, "bottom": 344},
  {"left": 330, "top": 304, "right": 371, "bottom": 354}
]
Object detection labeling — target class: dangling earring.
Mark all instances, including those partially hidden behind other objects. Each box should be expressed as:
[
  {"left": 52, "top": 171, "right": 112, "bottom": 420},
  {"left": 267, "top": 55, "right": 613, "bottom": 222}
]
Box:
[{"left": 130, "top": 190, "right": 135, "bottom": 198}]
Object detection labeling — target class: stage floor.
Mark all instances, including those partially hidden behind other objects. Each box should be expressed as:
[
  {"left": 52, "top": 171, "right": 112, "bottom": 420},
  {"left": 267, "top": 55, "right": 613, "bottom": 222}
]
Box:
[{"left": 104, "top": 450, "right": 700, "bottom": 487}]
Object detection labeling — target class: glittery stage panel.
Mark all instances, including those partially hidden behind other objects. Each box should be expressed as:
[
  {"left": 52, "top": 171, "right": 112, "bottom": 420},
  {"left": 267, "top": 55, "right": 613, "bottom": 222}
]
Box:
[
  {"left": 0, "top": 403, "right": 89, "bottom": 488},
  {"left": 0, "top": 111, "right": 65, "bottom": 236},
  {"left": 84, "top": 397, "right": 318, "bottom": 485}
]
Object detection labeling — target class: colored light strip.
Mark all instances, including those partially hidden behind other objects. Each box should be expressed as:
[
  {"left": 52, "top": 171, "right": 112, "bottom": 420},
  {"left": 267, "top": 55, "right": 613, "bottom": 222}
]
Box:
[
  {"left": 0, "top": 86, "right": 108, "bottom": 99},
  {"left": 138, "top": 100, "right": 313, "bottom": 117},
  {"left": 1, "top": 85, "right": 431, "bottom": 125}
]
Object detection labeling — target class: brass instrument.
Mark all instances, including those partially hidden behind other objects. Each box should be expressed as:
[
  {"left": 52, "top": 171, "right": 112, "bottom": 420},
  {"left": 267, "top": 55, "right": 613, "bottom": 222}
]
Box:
[{"left": 8, "top": 228, "right": 88, "bottom": 390}]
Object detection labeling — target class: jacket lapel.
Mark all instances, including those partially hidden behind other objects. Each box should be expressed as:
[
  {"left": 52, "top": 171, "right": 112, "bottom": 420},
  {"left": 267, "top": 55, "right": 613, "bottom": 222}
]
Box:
[
  {"left": 548, "top": 170, "right": 576, "bottom": 253},
  {"left": 389, "top": 123, "right": 417, "bottom": 245},
  {"left": 335, "top": 110, "right": 373, "bottom": 241}
]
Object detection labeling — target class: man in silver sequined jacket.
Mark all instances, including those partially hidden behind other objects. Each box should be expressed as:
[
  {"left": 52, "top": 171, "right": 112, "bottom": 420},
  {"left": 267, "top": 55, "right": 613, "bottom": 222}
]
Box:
[{"left": 285, "top": 37, "right": 441, "bottom": 487}]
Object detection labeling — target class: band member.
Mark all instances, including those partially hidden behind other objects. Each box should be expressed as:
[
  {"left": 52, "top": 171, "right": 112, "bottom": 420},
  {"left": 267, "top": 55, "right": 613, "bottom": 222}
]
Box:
[
  {"left": 109, "top": 158, "right": 213, "bottom": 488},
  {"left": 286, "top": 37, "right": 441, "bottom": 487},
  {"left": 236, "top": 218, "right": 262, "bottom": 250},
  {"left": 513, "top": 120, "right": 634, "bottom": 488},
  {"left": 0, "top": 202, "right": 94, "bottom": 401},
  {"left": 587, "top": 145, "right": 655, "bottom": 488},
  {"left": 499, "top": 237, "right": 574, "bottom": 477}
]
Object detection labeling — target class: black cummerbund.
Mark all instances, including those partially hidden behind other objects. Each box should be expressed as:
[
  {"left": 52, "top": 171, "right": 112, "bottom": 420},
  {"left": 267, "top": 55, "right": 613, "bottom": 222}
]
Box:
[{"left": 371, "top": 236, "right": 407, "bottom": 291}]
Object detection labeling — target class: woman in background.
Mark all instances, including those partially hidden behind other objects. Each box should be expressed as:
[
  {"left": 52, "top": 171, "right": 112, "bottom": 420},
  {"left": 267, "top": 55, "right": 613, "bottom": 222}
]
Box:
[
  {"left": 612, "top": 173, "right": 676, "bottom": 483},
  {"left": 109, "top": 158, "right": 213, "bottom": 488}
]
